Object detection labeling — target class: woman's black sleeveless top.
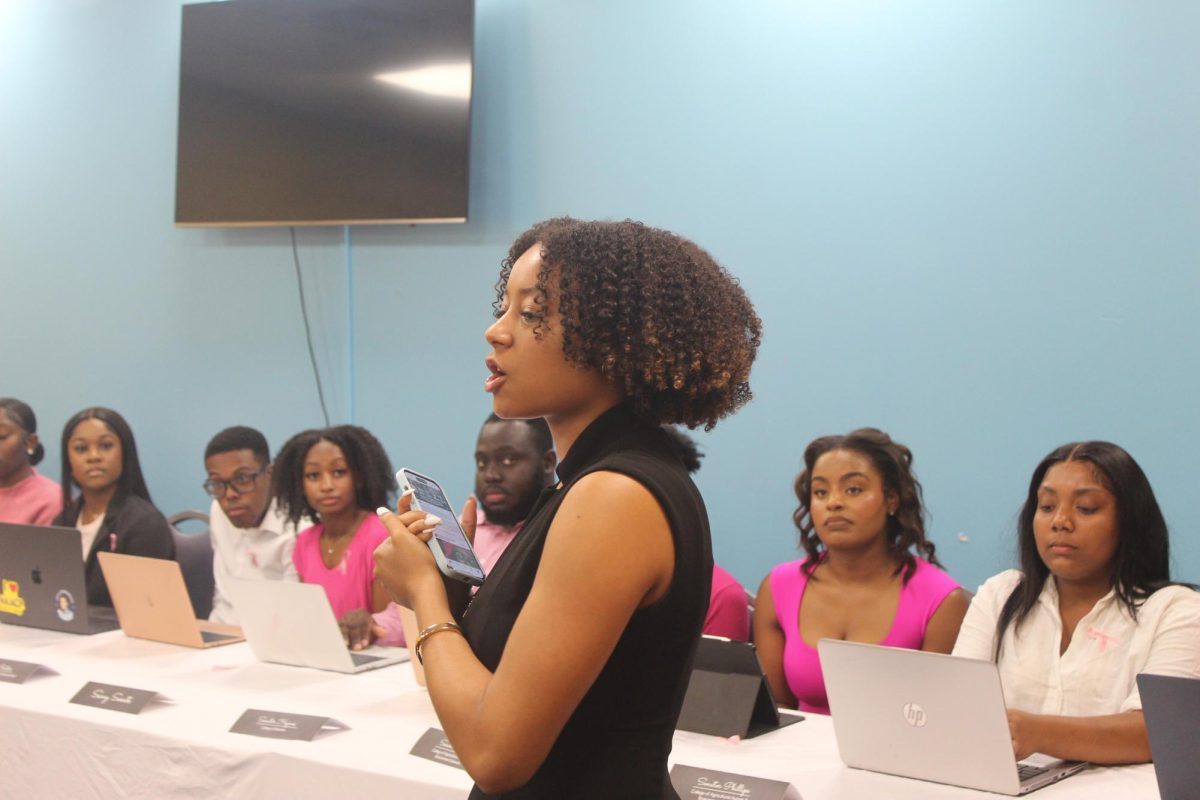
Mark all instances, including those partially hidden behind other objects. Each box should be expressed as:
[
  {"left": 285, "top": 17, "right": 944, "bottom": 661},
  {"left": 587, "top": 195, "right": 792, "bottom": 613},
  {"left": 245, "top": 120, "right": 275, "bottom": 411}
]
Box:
[{"left": 462, "top": 404, "right": 713, "bottom": 799}]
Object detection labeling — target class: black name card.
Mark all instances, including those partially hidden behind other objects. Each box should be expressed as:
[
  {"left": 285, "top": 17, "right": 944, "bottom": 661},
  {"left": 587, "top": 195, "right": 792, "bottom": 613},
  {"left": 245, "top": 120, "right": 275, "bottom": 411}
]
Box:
[
  {"left": 230, "top": 709, "right": 349, "bottom": 741},
  {"left": 409, "top": 727, "right": 464, "bottom": 770},
  {"left": 670, "top": 765, "right": 801, "bottom": 800},
  {"left": 0, "top": 658, "right": 56, "bottom": 684},
  {"left": 70, "top": 681, "right": 161, "bottom": 714}
]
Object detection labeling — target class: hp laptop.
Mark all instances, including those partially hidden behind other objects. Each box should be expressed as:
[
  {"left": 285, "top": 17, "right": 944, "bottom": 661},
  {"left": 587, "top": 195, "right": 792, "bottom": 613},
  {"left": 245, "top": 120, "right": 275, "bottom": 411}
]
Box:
[
  {"left": 1137, "top": 673, "right": 1200, "bottom": 800},
  {"left": 97, "top": 552, "right": 243, "bottom": 648},
  {"left": 819, "top": 639, "right": 1087, "bottom": 795},
  {"left": 0, "top": 522, "right": 119, "bottom": 635},
  {"left": 223, "top": 577, "right": 408, "bottom": 674}
]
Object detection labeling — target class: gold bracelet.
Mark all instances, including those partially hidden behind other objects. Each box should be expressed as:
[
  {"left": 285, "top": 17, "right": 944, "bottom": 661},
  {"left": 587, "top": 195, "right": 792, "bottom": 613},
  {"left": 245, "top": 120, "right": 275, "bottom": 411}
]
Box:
[{"left": 414, "top": 621, "right": 465, "bottom": 665}]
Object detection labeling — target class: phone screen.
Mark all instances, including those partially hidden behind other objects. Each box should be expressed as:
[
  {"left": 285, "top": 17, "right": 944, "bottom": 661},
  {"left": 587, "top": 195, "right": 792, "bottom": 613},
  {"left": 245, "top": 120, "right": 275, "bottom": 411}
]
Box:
[{"left": 404, "top": 470, "right": 485, "bottom": 580}]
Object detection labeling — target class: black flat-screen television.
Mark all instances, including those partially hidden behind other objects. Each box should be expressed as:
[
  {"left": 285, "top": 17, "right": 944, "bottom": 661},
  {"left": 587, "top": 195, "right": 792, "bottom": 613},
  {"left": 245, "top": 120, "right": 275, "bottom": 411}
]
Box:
[{"left": 175, "top": 0, "right": 473, "bottom": 227}]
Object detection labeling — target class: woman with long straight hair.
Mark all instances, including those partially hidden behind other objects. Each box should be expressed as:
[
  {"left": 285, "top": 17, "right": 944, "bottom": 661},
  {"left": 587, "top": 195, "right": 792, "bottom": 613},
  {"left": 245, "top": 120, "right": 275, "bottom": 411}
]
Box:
[
  {"left": 953, "top": 441, "right": 1200, "bottom": 764},
  {"left": 52, "top": 407, "right": 174, "bottom": 606}
]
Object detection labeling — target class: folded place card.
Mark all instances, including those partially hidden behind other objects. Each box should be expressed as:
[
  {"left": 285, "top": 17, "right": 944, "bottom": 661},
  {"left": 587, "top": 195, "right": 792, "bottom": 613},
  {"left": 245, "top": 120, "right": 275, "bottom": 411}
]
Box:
[
  {"left": 409, "top": 727, "right": 465, "bottom": 770},
  {"left": 670, "top": 764, "right": 802, "bottom": 800},
  {"left": 230, "top": 709, "right": 350, "bottom": 741},
  {"left": 69, "top": 681, "right": 165, "bottom": 714},
  {"left": 0, "top": 658, "right": 58, "bottom": 684}
]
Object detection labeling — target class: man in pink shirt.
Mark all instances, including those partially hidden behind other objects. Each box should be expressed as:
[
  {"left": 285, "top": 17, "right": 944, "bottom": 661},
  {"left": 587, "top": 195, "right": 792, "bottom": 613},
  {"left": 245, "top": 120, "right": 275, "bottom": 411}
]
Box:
[{"left": 471, "top": 414, "right": 556, "bottom": 573}]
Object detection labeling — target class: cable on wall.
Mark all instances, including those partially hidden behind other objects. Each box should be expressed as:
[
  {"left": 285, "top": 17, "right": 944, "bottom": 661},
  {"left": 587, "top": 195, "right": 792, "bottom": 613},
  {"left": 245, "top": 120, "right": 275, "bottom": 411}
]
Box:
[
  {"left": 291, "top": 226, "right": 331, "bottom": 427},
  {"left": 345, "top": 224, "right": 356, "bottom": 423}
]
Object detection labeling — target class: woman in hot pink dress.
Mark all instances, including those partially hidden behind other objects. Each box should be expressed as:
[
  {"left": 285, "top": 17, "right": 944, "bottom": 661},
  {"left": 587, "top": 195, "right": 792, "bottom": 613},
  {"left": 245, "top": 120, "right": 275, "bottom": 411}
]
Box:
[{"left": 754, "top": 428, "right": 970, "bottom": 714}]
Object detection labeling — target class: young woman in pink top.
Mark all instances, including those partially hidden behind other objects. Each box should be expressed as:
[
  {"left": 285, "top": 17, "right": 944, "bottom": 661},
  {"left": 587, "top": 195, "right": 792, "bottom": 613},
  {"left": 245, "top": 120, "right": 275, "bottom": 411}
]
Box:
[
  {"left": 754, "top": 428, "right": 970, "bottom": 714},
  {"left": 273, "top": 425, "right": 396, "bottom": 650},
  {"left": 0, "top": 398, "right": 62, "bottom": 525}
]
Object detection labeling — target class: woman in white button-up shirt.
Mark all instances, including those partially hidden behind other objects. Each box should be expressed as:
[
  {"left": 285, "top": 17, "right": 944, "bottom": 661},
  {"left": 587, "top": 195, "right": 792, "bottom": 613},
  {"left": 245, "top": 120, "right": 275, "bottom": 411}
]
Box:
[{"left": 953, "top": 441, "right": 1200, "bottom": 765}]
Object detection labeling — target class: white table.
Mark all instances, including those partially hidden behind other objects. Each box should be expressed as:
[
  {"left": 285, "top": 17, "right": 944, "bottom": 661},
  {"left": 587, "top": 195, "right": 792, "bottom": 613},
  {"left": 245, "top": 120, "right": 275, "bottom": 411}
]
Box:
[{"left": 0, "top": 624, "right": 1160, "bottom": 799}]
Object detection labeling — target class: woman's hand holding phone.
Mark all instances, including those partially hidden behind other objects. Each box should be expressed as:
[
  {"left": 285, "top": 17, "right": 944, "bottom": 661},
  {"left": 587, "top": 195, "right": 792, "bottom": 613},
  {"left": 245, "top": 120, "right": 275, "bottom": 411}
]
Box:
[{"left": 374, "top": 491, "right": 477, "bottom": 610}]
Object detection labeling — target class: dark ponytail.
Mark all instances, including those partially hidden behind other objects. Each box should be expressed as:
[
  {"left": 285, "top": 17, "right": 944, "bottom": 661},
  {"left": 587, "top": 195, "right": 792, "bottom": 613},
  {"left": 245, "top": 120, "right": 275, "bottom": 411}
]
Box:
[{"left": 0, "top": 398, "right": 44, "bottom": 465}]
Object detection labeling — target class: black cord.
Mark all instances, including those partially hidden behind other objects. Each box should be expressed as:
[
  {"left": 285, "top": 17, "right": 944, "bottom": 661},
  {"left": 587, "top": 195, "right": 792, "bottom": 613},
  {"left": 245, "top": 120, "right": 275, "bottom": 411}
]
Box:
[{"left": 291, "top": 226, "right": 331, "bottom": 427}]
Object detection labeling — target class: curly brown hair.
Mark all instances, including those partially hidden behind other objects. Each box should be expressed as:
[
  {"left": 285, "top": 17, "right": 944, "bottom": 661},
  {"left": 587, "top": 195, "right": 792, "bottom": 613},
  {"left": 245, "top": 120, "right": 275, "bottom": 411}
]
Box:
[
  {"left": 497, "top": 218, "right": 762, "bottom": 430},
  {"left": 272, "top": 425, "right": 397, "bottom": 527},
  {"left": 792, "top": 428, "right": 941, "bottom": 583}
]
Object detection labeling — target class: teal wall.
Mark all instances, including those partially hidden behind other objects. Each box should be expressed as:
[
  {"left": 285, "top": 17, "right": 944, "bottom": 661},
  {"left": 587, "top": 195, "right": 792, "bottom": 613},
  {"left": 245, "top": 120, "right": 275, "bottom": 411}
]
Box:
[{"left": 3, "top": 1, "right": 1198, "bottom": 594}]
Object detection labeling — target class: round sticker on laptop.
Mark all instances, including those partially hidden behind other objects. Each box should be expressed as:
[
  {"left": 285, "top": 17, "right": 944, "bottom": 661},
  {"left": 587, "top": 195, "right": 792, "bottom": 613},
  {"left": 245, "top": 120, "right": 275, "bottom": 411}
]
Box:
[{"left": 55, "top": 589, "right": 76, "bottom": 622}]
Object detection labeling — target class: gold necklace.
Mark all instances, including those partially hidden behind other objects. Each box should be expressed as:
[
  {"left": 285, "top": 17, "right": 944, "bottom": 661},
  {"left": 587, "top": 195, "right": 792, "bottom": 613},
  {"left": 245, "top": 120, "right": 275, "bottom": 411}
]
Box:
[
  {"left": 322, "top": 532, "right": 350, "bottom": 555},
  {"left": 321, "top": 512, "right": 364, "bottom": 557}
]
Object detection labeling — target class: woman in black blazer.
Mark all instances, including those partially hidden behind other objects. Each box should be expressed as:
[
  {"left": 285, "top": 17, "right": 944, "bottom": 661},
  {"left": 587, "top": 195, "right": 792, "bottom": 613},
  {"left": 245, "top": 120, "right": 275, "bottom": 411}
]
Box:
[{"left": 52, "top": 407, "right": 174, "bottom": 606}]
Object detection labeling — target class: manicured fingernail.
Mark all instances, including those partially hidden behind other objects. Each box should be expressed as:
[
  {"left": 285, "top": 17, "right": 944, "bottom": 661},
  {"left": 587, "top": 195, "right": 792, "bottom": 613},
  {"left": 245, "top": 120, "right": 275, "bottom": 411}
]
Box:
[
  {"left": 376, "top": 506, "right": 391, "bottom": 517},
  {"left": 424, "top": 514, "right": 442, "bottom": 526}
]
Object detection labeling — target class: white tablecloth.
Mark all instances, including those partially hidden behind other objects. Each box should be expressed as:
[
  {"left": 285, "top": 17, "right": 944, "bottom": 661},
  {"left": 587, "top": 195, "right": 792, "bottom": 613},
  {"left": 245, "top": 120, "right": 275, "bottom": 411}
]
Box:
[{"left": 0, "top": 623, "right": 1159, "bottom": 799}]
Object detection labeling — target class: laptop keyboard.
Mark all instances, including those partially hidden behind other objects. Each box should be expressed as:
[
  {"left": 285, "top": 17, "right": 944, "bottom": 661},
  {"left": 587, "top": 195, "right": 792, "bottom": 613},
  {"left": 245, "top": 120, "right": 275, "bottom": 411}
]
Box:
[
  {"left": 1017, "top": 762, "right": 1051, "bottom": 782},
  {"left": 350, "top": 652, "right": 385, "bottom": 666},
  {"left": 199, "top": 630, "right": 238, "bottom": 644}
]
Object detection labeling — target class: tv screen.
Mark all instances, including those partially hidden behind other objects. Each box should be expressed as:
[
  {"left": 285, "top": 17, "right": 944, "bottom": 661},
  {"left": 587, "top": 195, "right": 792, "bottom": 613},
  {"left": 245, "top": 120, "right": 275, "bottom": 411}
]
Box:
[{"left": 175, "top": 0, "right": 473, "bottom": 227}]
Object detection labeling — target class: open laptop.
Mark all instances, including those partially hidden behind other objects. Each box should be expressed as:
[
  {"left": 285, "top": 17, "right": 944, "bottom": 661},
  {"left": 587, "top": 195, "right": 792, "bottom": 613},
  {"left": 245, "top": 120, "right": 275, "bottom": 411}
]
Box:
[
  {"left": 0, "top": 522, "right": 119, "bottom": 635},
  {"left": 97, "top": 552, "right": 243, "bottom": 648},
  {"left": 819, "top": 639, "right": 1087, "bottom": 795},
  {"left": 223, "top": 576, "right": 408, "bottom": 674},
  {"left": 1137, "top": 673, "right": 1200, "bottom": 800}
]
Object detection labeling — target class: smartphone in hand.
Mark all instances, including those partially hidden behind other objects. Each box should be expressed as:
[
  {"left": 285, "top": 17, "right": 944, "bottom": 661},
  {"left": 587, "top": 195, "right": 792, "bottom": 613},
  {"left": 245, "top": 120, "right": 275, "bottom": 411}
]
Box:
[{"left": 396, "top": 468, "right": 486, "bottom": 586}]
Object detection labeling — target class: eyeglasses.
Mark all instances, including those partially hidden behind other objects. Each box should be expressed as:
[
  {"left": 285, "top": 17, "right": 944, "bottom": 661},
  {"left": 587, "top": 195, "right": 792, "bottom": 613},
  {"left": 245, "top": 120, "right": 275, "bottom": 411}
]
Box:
[{"left": 202, "top": 465, "right": 268, "bottom": 499}]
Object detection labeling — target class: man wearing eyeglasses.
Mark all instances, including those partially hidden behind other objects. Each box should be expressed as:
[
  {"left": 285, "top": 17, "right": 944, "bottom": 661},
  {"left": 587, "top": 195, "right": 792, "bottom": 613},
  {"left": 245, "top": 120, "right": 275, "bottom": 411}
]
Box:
[{"left": 203, "top": 426, "right": 302, "bottom": 625}]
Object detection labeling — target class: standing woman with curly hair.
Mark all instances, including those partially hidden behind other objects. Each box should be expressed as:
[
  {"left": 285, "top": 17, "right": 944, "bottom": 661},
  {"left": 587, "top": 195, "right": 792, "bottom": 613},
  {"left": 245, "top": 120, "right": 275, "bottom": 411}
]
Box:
[
  {"left": 0, "top": 398, "right": 62, "bottom": 525},
  {"left": 374, "top": 218, "right": 761, "bottom": 799},
  {"left": 273, "top": 425, "right": 397, "bottom": 650},
  {"left": 754, "top": 429, "right": 970, "bottom": 715}
]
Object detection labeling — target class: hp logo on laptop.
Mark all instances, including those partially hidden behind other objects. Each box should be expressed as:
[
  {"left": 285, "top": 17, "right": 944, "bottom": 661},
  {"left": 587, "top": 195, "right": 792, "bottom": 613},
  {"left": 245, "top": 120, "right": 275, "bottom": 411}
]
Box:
[{"left": 902, "top": 702, "right": 927, "bottom": 727}]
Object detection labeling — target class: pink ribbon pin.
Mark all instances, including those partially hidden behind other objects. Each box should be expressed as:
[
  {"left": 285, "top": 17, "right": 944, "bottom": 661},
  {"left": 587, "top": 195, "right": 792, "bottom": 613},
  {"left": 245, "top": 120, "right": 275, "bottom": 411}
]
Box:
[{"left": 1086, "top": 626, "right": 1119, "bottom": 653}]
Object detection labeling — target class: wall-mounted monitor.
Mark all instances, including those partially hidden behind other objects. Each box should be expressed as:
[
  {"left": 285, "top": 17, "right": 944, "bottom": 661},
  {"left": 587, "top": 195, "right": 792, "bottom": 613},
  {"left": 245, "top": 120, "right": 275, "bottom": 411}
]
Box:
[{"left": 175, "top": 0, "right": 474, "bottom": 227}]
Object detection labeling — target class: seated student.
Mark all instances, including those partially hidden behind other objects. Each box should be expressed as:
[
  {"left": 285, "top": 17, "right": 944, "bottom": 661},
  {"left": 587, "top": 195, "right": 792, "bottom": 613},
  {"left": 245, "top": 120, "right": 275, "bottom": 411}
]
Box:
[
  {"left": 472, "top": 413, "right": 556, "bottom": 573},
  {"left": 755, "top": 428, "right": 970, "bottom": 714},
  {"left": 0, "top": 398, "right": 62, "bottom": 525},
  {"left": 202, "top": 426, "right": 302, "bottom": 626},
  {"left": 661, "top": 425, "right": 751, "bottom": 640},
  {"left": 952, "top": 441, "right": 1200, "bottom": 765},
  {"left": 273, "top": 424, "right": 395, "bottom": 650},
  {"left": 52, "top": 407, "right": 175, "bottom": 606}
]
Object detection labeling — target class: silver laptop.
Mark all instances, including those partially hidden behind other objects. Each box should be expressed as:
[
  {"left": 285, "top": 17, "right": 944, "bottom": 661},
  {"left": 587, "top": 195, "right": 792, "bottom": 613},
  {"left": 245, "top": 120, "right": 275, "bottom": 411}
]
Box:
[
  {"left": 97, "top": 552, "right": 243, "bottom": 648},
  {"left": 1137, "top": 673, "right": 1200, "bottom": 800},
  {"left": 223, "top": 577, "right": 408, "bottom": 674},
  {"left": 819, "top": 639, "right": 1087, "bottom": 795},
  {"left": 0, "top": 523, "right": 119, "bottom": 635}
]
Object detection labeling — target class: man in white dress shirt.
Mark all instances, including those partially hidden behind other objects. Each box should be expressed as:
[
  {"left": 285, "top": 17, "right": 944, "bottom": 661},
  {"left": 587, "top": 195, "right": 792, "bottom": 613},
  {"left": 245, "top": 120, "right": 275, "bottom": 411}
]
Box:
[{"left": 203, "top": 426, "right": 301, "bottom": 625}]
